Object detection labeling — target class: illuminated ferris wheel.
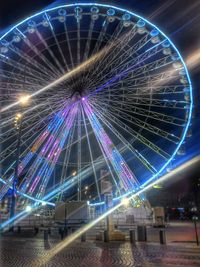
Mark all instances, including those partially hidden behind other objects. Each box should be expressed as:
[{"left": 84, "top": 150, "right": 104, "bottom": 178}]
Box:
[{"left": 0, "top": 3, "right": 192, "bottom": 207}]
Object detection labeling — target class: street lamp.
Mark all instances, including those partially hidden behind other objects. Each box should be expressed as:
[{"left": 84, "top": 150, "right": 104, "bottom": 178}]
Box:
[
  {"left": 19, "top": 94, "right": 31, "bottom": 106},
  {"left": 25, "top": 205, "right": 32, "bottom": 212},
  {"left": 191, "top": 207, "right": 199, "bottom": 246},
  {"left": 121, "top": 197, "right": 129, "bottom": 207},
  {"left": 9, "top": 94, "right": 30, "bottom": 231}
]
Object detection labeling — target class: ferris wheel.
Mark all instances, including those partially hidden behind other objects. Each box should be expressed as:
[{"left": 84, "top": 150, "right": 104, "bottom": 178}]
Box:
[{"left": 0, "top": 3, "right": 192, "bottom": 207}]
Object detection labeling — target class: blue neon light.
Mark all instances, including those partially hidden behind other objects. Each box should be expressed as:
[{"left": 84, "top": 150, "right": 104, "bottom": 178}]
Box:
[{"left": 0, "top": 3, "right": 193, "bottom": 206}]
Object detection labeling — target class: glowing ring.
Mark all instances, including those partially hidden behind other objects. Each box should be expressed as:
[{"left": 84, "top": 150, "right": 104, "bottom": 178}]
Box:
[{"left": 0, "top": 3, "right": 193, "bottom": 206}]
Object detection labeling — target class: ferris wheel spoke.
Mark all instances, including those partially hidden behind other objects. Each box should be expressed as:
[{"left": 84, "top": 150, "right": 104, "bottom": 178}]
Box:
[
  {"left": 106, "top": 20, "right": 124, "bottom": 45},
  {"left": 89, "top": 69, "right": 181, "bottom": 101},
  {"left": 77, "top": 106, "right": 82, "bottom": 200},
  {"left": 95, "top": 101, "right": 180, "bottom": 143},
  {"left": 83, "top": 100, "right": 140, "bottom": 192},
  {"left": 89, "top": 102, "right": 170, "bottom": 159},
  {"left": 59, "top": 114, "right": 77, "bottom": 201},
  {"left": 0, "top": 123, "right": 47, "bottom": 187},
  {"left": 84, "top": 20, "right": 125, "bottom": 80},
  {"left": 92, "top": 94, "right": 187, "bottom": 111},
  {"left": 93, "top": 98, "right": 186, "bottom": 126},
  {"left": 85, "top": 26, "right": 138, "bottom": 82},
  {"left": 81, "top": 106, "right": 101, "bottom": 200},
  {"left": 83, "top": 19, "right": 95, "bottom": 62},
  {"left": 87, "top": 44, "right": 168, "bottom": 94},
  {"left": 83, "top": 27, "right": 138, "bottom": 89},
  {"left": 63, "top": 21, "right": 74, "bottom": 69},
  {"left": 107, "top": 95, "right": 188, "bottom": 110},
  {"left": 90, "top": 31, "right": 150, "bottom": 83},
  {"left": 90, "top": 52, "right": 172, "bottom": 91},
  {"left": 46, "top": 16, "right": 70, "bottom": 71},
  {"left": 0, "top": 102, "right": 64, "bottom": 161},
  {"left": 91, "top": 18, "right": 109, "bottom": 56},
  {"left": 0, "top": 102, "right": 56, "bottom": 138},
  {"left": 0, "top": 56, "right": 51, "bottom": 83},
  {"left": 27, "top": 104, "right": 78, "bottom": 198},
  {"left": 8, "top": 40, "right": 58, "bottom": 80},
  {"left": 85, "top": 43, "right": 166, "bottom": 97},
  {"left": 93, "top": 83, "right": 186, "bottom": 96},
  {"left": 0, "top": 96, "right": 63, "bottom": 130},
  {"left": 86, "top": 29, "right": 155, "bottom": 85},
  {"left": 91, "top": 103, "right": 157, "bottom": 174},
  {"left": 0, "top": 70, "right": 45, "bottom": 88},
  {"left": 82, "top": 105, "right": 121, "bottom": 196},
  {"left": 77, "top": 19, "right": 81, "bottom": 65},
  {"left": 35, "top": 30, "right": 65, "bottom": 75}
]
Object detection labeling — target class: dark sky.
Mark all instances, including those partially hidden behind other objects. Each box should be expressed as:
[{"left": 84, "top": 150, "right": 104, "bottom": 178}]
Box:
[{"left": 0, "top": 0, "right": 200, "bottom": 196}]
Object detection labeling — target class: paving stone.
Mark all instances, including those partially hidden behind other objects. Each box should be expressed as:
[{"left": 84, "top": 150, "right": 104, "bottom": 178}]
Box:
[{"left": 0, "top": 236, "right": 200, "bottom": 267}]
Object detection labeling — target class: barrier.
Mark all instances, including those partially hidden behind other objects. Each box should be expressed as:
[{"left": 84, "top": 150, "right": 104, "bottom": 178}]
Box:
[
  {"left": 104, "top": 230, "right": 109, "bottom": 242},
  {"left": 159, "top": 229, "right": 166, "bottom": 244},
  {"left": 44, "top": 230, "right": 48, "bottom": 240},
  {"left": 137, "top": 225, "right": 147, "bottom": 242},
  {"left": 130, "top": 229, "right": 136, "bottom": 244}
]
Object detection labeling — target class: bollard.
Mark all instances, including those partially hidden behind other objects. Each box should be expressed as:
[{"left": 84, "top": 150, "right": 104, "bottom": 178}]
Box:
[
  {"left": 104, "top": 230, "right": 109, "bottom": 242},
  {"left": 48, "top": 228, "right": 51, "bottom": 235},
  {"left": 159, "top": 229, "right": 166, "bottom": 244},
  {"left": 81, "top": 233, "right": 86, "bottom": 242},
  {"left": 34, "top": 227, "right": 39, "bottom": 235},
  {"left": 60, "top": 229, "right": 64, "bottom": 240},
  {"left": 137, "top": 225, "right": 147, "bottom": 242},
  {"left": 58, "top": 227, "right": 62, "bottom": 235},
  {"left": 17, "top": 226, "right": 21, "bottom": 234},
  {"left": 130, "top": 229, "right": 136, "bottom": 244},
  {"left": 44, "top": 230, "right": 48, "bottom": 241},
  {"left": 64, "top": 227, "right": 68, "bottom": 237}
]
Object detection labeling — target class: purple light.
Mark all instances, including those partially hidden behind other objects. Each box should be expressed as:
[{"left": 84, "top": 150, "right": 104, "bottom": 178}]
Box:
[
  {"left": 83, "top": 100, "right": 139, "bottom": 191},
  {"left": 82, "top": 97, "right": 85, "bottom": 101}
]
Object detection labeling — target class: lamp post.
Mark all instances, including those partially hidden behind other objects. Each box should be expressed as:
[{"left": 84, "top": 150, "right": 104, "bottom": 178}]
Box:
[
  {"left": 191, "top": 207, "right": 199, "bottom": 246},
  {"left": 192, "top": 216, "right": 199, "bottom": 246},
  {"left": 9, "top": 95, "right": 30, "bottom": 231}
]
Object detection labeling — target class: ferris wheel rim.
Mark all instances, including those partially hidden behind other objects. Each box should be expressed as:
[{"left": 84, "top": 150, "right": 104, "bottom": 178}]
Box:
[{"left": 0, "top": 2, "right": 193, "bottom": 206}]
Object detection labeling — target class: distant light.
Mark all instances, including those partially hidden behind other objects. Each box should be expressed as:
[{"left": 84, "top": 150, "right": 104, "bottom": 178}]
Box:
[
  {"left": 16, "top": 113, "right": 22, "bottom": 119},
  {"left": 82, "top": 97, "right": 85, "bottom": 101},
  {"left": 121, "top": 197, "right": 129, "bottom": 206},
  {"left": 85, "top": 186, "right": 88, "bottom": 190},
  {"left": 42, "top": 201, "right": 46, "bottom": 206},
  {"left": 153, "top": 184, "right": 162, "bottom": 189},
  {"left": 25, "top": 205, "right": 32, "bottom": 212},
  {"left": 191, "top": 207, "right": 197, "bottom": 212},
  {"left": 19, "top": 94, "right": 31, "bottom": 106},
  {"left": 72, "top": 170, "right": 77, "bottom": 176}
]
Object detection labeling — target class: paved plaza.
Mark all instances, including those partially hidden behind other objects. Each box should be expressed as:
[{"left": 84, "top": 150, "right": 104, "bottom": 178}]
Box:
[{"left": 0, "top": 234, "right": 200, "bottom": 267}]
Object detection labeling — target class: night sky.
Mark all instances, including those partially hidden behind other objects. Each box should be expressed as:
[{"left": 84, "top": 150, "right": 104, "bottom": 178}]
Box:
[{"left": 0, "top": 0, "right": 200, "bottom": 202}]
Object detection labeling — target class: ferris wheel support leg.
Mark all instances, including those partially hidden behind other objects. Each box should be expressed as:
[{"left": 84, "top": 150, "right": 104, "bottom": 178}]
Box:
[{"left": 9, "top": 112, "right": 23, "bottom": 231}]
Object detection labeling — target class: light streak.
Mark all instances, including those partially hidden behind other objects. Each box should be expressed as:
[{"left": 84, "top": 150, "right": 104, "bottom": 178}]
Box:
[
  {"left": 83, "top": 100, "right": 139, "bottom": 191},
  {"left": 28, "top": 155, "right": 200, "bottom": 266},
  {"left": 186, "top": 47, "right": 200, "bottom": 70},
  {"left": 1, "top": 154, "right": 199, "bottom": 239},
  {"left": 148, "top": 0, "right": 176, "bottom": 20},
  {"left": 0, "top": 2, "right": 193, "bottom": 213},
  {"left": 0, "top": 38, "right": 113, "bottom": 113}
]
